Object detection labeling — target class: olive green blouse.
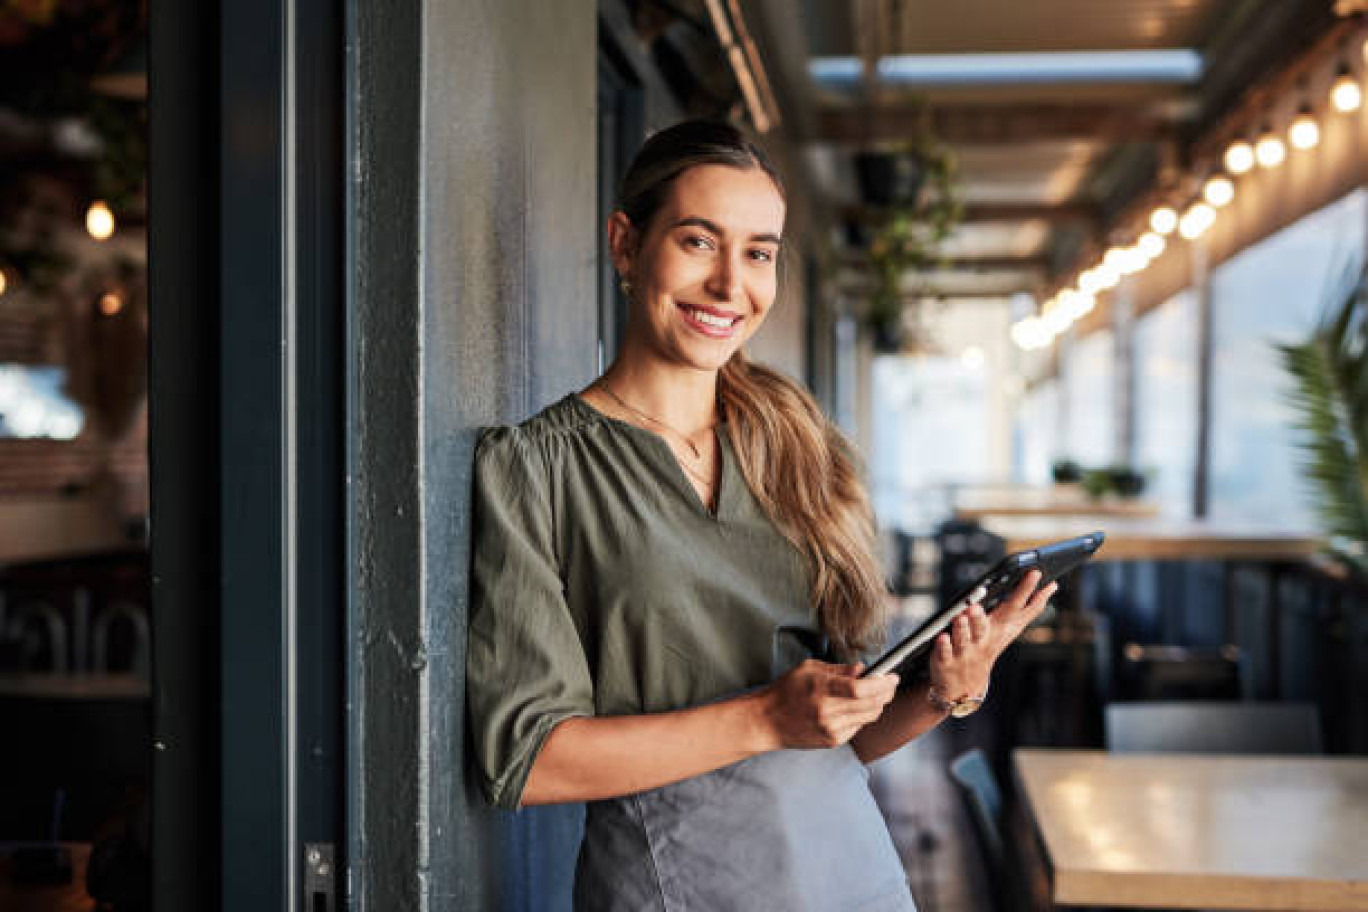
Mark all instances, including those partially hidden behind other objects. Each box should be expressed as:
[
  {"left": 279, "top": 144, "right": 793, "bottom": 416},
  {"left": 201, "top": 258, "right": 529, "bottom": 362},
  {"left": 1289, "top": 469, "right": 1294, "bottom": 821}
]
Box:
[{"left": 466, "top": 391, "right": 834, "bottom": 810}]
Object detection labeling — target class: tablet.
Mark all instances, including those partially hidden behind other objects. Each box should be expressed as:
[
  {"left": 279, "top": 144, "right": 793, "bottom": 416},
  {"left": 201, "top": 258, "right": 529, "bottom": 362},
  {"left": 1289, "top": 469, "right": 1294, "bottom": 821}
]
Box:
[{"left": 861, "top": 530, "right": 1106, "bottom": 679}]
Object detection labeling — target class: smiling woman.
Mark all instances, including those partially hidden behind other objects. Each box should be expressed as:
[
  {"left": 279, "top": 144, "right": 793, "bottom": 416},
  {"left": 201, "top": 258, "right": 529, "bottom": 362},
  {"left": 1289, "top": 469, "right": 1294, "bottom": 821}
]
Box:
[{"left": 465, "top": 120, "right": 1053, "bottom": 911}]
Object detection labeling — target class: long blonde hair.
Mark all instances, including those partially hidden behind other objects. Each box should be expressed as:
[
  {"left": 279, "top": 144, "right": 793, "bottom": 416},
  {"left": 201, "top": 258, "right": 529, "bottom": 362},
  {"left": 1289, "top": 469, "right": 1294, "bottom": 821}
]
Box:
[{"left": 618, "top": 121, "right": 887, "bottom": 657}]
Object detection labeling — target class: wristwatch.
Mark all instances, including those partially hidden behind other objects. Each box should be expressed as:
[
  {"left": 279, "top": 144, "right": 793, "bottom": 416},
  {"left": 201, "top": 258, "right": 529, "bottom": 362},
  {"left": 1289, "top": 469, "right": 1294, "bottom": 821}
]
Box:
[{"left": 928, "top": 682, "right": 989, "bottom": 718}]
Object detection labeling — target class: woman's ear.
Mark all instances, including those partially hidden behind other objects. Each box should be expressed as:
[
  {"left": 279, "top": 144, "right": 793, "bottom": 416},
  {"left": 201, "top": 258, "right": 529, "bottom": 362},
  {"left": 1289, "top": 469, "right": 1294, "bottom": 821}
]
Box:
[{"left": 607, "top": 211, "right": 637, "bottom": 279}]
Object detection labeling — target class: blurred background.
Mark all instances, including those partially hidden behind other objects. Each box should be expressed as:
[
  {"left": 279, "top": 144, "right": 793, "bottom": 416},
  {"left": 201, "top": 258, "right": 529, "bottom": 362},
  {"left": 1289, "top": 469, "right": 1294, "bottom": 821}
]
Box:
[{"left": 1, "top": 0, "right": 1366, "bottom": 910}]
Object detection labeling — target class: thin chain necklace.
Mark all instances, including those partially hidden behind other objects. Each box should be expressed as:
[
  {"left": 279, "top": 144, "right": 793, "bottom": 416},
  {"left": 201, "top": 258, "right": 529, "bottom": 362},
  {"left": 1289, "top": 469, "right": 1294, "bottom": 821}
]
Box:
[{"left": 601, "top": 382, "right": 716, "bottom": 462}]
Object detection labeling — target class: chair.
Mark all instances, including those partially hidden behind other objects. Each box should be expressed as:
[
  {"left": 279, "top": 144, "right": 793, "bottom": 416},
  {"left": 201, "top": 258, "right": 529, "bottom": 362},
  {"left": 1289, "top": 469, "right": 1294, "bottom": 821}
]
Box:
[
  {"left": 1115, "top": 643, "right": 1245, "bottom": 701},
  {"left": 1106, "top": 701, "right": 1323, "bottom": 754},
  {"left": 949, "top": 748, "right": 1029, "bottom": 912}
]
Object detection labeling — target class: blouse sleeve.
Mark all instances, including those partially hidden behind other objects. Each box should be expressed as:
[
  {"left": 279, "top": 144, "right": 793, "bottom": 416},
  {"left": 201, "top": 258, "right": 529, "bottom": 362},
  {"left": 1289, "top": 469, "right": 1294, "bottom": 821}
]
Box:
[{"left": 466, "top": 425, "right": 595, "bottom": 810}]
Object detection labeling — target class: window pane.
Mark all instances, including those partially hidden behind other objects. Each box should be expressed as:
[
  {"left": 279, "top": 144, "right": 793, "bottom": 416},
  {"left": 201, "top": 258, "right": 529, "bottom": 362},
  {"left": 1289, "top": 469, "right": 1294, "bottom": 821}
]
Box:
[
  {"left": 1063, "top": 329, "right": 1114, "bottom": 468},
  {"left": 1209, "top": 187, "right": 1366, "bottom": 530},
  {"left": 1133, "top": 290, "right": 1198, "bottom": 518}
]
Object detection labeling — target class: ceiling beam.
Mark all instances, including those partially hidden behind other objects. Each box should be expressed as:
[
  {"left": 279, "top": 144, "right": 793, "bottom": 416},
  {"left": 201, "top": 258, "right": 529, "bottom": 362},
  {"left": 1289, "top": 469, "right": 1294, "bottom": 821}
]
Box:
[
  {"left": 838, "top": 252, "right": 1047, "bottom": 272},
  {"left": 816, "top": 104, "right": 1179, "bottom": 144},
  {"left": 840, "top": 201, "right": 1097, "bottom": 225}
]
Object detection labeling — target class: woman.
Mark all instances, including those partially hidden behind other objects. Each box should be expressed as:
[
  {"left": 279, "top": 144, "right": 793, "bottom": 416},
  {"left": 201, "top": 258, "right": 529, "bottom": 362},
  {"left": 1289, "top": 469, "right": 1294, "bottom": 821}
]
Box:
[{"left": 467, "top": 120, "right": 1055, "bottom": 911}]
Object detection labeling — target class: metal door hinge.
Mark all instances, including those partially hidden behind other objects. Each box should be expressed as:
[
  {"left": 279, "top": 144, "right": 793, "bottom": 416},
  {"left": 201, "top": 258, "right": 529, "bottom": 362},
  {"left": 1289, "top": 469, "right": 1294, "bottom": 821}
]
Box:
[{"left": 304, "top": 843, "right": 335, "bottom": 912}]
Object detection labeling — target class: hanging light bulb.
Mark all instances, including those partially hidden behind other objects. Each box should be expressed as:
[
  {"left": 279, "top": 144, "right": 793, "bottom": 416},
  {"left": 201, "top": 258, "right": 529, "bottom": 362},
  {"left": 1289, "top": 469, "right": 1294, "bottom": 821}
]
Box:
[
  {"left": 86, "top": 201, "right": 115, "bottom": 241},
  {"left": 1203, "top": 174, "right": 1235, "bottom": 208},
  {"left": 1150, "top": 206, "right": 1179, "bottom": 235},
  {"left": 1093, "top": 260, "right": 1121, "bottom": 290},
  {"left": 1288, "top": 104, "right": 1321, "bottom": 150},
  {"left": 1255, "top": 123, "right": 1286, "bottom": 168},
  {"left": 1078, "top": 268, "right": 1104, "bottom": 296},
  {"left": 1331, "top": 65, "right": 1362, "bottom": 112},
  {"left": 98, "top": 292, "right": 124, "bottom": 317},
  {"left": 1223, "top": 139, "right": 1255, "bottom": 175},
  {"left": 1179, "top": 201, "right": 1216, "bottom": 240},
  {"left": 1138, "top": 231, "right": 1166, "bottom": 259}
]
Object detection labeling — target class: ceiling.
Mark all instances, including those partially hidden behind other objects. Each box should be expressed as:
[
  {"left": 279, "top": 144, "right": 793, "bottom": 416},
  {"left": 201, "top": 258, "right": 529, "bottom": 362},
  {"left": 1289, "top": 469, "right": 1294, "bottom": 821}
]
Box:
[{"left": 768, "top": 0, "right": 1340, "bottom": 302}]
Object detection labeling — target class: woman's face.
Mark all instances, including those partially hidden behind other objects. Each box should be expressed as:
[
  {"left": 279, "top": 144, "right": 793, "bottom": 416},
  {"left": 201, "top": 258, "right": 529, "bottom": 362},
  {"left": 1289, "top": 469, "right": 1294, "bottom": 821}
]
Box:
[{"left": 612, "top": 163, "right": 786, "bottom": 373}]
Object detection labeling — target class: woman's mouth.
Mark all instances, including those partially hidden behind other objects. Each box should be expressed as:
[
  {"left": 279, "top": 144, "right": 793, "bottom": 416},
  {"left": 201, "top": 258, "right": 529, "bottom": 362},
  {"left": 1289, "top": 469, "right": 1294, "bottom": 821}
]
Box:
[{"left": 678, "top": 303, "right": 743, "bottom": 338}]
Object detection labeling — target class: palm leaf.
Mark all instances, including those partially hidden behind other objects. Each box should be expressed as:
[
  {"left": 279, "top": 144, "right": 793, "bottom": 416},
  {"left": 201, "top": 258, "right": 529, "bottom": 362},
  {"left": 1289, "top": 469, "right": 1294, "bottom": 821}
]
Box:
[{"left": 1275, "top": 266, "right": 1368, "bottom": 576}]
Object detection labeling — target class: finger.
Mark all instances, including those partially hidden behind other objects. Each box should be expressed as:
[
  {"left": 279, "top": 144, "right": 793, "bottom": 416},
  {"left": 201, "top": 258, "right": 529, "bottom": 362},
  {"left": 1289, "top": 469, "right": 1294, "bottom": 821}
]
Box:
[
  {"left": 951, "top": 613, "right": 973, "bottom": 657},
  {"left": 968, "top": 603, "right": 990, "bottom": 644},
  {"left": 933, "top": 632, "right": 953, "bottom": 669},
  {"left": 1005, "top": 569, "right": 1043, "bottom": 607}
]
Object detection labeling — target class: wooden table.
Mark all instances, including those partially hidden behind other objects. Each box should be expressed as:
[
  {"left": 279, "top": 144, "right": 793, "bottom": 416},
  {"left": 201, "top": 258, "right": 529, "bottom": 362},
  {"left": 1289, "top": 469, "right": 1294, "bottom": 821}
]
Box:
[
  {"left": 978, "top": 516, "right": 1322, "bottom": 563},
  {"left": 1013, "top": 749, "right": 1368, "bottom": 910}
]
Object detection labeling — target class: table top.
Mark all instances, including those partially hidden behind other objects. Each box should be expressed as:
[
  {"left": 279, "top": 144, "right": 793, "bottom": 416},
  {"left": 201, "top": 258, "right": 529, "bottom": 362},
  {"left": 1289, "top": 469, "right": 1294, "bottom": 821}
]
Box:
[
  {"left": 1013, "top": 749, "right": 1368, "bottom": 910},
  {"left": 979, "top": 516, "right": 1323, "bottom": 562},
  {"left": 954, "top": 487, "right": 1160, "bottom": 520}
]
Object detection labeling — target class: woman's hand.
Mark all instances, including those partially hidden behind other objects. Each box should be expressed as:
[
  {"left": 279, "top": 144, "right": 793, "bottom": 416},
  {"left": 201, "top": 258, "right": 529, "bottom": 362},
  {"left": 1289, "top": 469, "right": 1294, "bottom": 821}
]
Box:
[
  {"left": 759, "top": 659, "right": 900, "bottom": 750},
  {"left": 929, "top": 569, "right": 1057, "bottom": 702}
]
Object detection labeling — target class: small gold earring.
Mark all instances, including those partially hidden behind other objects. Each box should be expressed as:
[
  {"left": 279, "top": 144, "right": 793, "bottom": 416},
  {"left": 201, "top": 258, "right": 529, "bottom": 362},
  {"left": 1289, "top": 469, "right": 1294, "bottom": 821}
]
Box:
[{"left": 619, "top": 277, "right": 633, "bottom": 299}]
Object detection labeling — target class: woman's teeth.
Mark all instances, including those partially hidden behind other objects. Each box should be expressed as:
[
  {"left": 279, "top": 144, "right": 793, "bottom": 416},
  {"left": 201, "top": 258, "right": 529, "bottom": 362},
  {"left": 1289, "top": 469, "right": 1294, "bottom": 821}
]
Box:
[{"left": 688, "top": 307, "right": 735, "bottom": 328}]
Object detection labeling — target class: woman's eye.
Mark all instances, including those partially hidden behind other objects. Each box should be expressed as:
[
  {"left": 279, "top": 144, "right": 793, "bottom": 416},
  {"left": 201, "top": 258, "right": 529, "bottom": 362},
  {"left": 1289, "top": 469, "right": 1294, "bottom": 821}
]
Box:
[
  {"left": 750, "top": 248, "right": 775, "bottom": 263},
  {"left": 684, "top": 235, "right": 714, "bottom": 250}
]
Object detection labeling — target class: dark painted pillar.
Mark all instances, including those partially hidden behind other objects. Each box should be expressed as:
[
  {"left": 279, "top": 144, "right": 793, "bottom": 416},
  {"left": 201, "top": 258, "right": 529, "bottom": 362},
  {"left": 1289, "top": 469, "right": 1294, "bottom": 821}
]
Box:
[{"left": 351, "top": 1, "right": 597, "bottom": 908}]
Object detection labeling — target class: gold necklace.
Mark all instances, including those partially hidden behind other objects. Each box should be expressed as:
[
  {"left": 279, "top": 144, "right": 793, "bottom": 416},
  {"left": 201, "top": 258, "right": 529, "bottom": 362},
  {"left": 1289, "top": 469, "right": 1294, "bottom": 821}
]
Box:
[{"left": 600, "top": 382, "right": 716, "bottom": 462}]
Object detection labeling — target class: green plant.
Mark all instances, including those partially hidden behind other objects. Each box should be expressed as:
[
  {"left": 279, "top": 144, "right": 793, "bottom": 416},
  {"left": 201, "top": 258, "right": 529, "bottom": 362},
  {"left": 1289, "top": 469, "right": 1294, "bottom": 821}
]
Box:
[
  {"left": 861, "top": 129, "right": 962, "bottom": 352},
  {"left": 1276, "top": 266, "right": 1368, "bottom": 576}
]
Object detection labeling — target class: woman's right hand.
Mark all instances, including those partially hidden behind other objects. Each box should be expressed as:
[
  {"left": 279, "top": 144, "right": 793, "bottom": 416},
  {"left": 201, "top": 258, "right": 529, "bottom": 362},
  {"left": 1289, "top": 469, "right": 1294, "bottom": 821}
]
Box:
[{"left": 758, "top": 659, "right": 899, "bottom": 750}]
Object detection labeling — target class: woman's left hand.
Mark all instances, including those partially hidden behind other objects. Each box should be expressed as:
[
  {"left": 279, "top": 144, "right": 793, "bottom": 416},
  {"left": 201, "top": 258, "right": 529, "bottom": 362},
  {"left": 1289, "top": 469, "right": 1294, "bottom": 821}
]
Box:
[{"left": 929, "top": 569, "right": 1057, "bottom": 702}]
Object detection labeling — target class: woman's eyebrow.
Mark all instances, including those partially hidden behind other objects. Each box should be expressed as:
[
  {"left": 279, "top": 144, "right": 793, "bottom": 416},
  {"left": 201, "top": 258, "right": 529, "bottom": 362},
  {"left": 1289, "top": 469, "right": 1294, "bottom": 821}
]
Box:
[{"left": 673, "top": 216, "right": 782, "bottom": 245}]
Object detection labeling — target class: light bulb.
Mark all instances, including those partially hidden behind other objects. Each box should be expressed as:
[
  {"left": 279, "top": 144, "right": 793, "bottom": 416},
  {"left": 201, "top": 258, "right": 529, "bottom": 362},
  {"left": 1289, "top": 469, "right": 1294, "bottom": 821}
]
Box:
[
  {"left": 1223, "top": 140, "right": 1255, "bottom": 175},
  {"left": 1203, "top": 174, "right": 1235, "bottom": 208},
  {"left": 1104, "top": 247, "right": 1128, "bottom": 270},
  {"left": 1255, "top": 128, "right": 1286, "bottom": 168},
  {"left": 99, "top": 293, "right": 123, "bottom": 316},
  {"left": 0, "top": 270, "right": 7, "bottom": 297},
  {"left": 1078, "top": 268, "right": 1103, "bottom": 295},
  {"left": 1118, "top": 246, "right": 1147, "bottom": 275},
  {"left": 1149, "top": 206, "right": 1178, "bottom": 235},
  {"left": 86, "top": 201, "right": 115, "bottom": 241},
  {"left": 1179, "top": 202, "right": 1216, "bottom": 240},
  {"left": 1093, "top": 261, "right": 1121, "bottom": 290},
  {"left": 1331, "top": 70, "right": 1362, "bottom": 112},
  {"left": 1288, "top": 109, "right": 1320, "bottom": 150},
  {"left": 1138, "top": 232, "right": 1166, "bottom": 259}
]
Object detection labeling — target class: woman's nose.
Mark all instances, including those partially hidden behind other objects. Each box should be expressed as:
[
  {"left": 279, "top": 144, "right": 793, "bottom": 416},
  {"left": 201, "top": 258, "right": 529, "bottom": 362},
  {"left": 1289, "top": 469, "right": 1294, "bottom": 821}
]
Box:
[{"left": 706, "top": 250, "right": 743, "bottom": 301}]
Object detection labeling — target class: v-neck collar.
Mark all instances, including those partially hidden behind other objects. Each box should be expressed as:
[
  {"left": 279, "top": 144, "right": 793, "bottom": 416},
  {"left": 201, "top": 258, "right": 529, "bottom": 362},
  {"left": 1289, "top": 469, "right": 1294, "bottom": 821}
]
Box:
[{"left": 567, "top": 392, "right": 731, "bottom": 522}]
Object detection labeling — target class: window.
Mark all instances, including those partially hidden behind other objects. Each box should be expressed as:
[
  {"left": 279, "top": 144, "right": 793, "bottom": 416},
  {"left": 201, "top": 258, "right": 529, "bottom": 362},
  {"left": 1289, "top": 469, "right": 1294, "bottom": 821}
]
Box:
[
  {"left": 1062, "top": 328, "right": 1114, "bottom": 468},
  {"left": 1133, "top": 290, "right": 1198, "bottom": 518},
  {"left": 1208, "top": 188, "right": 1366, "bottom": 530}
]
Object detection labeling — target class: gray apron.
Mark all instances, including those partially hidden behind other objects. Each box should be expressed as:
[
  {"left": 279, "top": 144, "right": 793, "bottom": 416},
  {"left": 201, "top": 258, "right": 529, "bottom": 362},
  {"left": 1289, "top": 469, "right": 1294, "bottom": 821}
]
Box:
[{"left": 572, "top": 629, "right": 917, "bottom": 912}]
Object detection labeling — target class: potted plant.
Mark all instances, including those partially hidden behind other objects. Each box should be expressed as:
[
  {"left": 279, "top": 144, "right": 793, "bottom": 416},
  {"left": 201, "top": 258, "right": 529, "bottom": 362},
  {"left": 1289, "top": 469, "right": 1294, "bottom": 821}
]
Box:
[
  {"left": 1276, "top": 265, "right": 1368, "bottom": 577},
  {"left": 1051, "top": 459, "right": 1083, "bottom": 485},
  {"left": 858, "top": 131, "right": 962, "bottom": 353}
]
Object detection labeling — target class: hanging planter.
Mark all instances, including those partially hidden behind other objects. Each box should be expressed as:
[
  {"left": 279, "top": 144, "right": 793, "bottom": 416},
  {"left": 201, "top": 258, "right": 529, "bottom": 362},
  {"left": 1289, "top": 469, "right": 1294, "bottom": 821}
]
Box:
[{"left": 858, "top": 134, "right": 962, "bottom": 354}]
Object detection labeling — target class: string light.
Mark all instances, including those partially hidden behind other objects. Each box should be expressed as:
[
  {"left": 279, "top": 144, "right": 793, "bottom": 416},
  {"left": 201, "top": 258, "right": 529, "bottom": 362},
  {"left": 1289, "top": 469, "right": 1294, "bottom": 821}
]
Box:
[
  {"left": 85, "top": 201, "right": 115, "bottom": 241},
  {"left": 0, "top": 270, "right": 6, "bottom": 297},
  {"left": 1093, "top": 260, "right": 1121, "bottom": 290},
  {"left": 1223, "top": 139, "right": 1255, "bottom": 175},
  {"left": 98, "top": 292, "right": 123, "bottom": 317},
  {"left": 1288, "top": 103, "right": 1321, "bottom": 150},
  {"left": 1138, "top": 232, "right": 1166, "bottom": 259},
  {"left": 1203, "top": 174, "right": 1235, "bottom": 207},
  {"left": 1179, "top": 201, "right": 1216, "bottom": 240},
  {"left": 1078, "top": 268, "right": 1104, "bottom": 295},
  {"left": 1149, "top": 206, "right": 1179, "bottom": 235},
  {"left": 1331, "top": 65, "right": 1362, "bottom": 112},
  {"left": 1255, "top": 123, "right": 1286, "bottom": 168}
]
